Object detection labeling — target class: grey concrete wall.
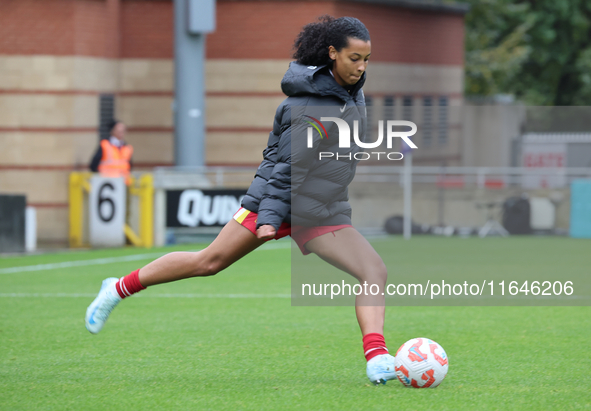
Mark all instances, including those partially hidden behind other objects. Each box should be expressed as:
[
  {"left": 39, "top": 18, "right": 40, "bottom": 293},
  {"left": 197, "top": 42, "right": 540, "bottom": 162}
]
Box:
[{"left": 461, "top": 103, "right": 526, "bottom": 167}]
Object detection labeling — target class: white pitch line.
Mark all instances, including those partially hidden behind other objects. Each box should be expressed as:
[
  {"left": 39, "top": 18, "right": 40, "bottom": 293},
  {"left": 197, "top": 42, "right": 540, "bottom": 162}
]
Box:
[
  {"left": 0, "top": 293, "right": 291, "bottom": 299},
  {"left": 0, "top": 252, "right": 167, "bottom": 275},
  {"left": 0, "top": 242, "right": 292, "bottom": 275}
]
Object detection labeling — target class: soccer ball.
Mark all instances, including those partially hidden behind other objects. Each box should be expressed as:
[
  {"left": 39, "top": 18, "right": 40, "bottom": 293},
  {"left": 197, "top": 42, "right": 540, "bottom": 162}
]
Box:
[{"left": 394, "top": 337, "right": 449, "bottom": 388}]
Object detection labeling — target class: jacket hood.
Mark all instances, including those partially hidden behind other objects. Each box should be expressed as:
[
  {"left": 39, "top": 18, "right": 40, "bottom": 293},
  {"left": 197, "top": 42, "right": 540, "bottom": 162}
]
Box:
[{"left": 280, "top": 62, "right": 366, "bottom": 102}]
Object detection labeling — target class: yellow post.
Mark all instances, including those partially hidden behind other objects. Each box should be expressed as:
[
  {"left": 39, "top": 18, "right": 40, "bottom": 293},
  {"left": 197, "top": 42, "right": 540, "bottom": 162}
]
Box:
[
  {"left": 69, "top": 173, "right": 83, "bottom": 248},
  {"left": 139, "top": 174, "right": 154, "bottom": 248},
  {"left": 68, "top": 172, "right": 92, "bottom": 248},
  {"left": 123, "top": 173, "right": 154, "bottom": 248},
  {"left": 123, "top": 224, "right": 143, "bottom": 246}
]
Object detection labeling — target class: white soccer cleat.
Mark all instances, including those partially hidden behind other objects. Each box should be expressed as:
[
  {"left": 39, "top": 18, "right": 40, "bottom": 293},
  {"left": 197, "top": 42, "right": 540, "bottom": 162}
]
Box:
[
  {"left": 85, "top": 277, "right": 122, "bottom": 334},
  {"left": 366, "top": 353, "right": 397, "bottom": 385}
]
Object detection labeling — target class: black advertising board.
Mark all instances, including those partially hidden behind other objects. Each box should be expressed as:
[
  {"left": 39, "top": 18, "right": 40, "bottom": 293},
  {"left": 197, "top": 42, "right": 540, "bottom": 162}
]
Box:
[
  {"left": 166, "top": 189, "right": 247, "bottom": 228},
  {"left": 0, "top": 195, "right": 26, "bottom": 253}
]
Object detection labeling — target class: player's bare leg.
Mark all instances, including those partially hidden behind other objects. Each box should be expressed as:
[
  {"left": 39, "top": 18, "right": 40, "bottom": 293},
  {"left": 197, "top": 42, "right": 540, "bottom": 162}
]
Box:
[
  {"left": 303, "top": 227, "right": 394, "bottom": 384},
  {"left": 86, "top": 220, "right": 266, "bottom": 334},
  {"left": 139, "top": 219, "right": 267, "bottom": 286},
  {"left": 303, "top": 227, "right": 387, "bottom": 335}
]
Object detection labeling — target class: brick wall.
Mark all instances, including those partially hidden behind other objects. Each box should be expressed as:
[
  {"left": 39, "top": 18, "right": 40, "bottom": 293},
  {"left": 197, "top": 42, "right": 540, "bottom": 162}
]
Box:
[
  {"left": 0, "top": 0, "right": 76, "bottom": 56},
  {"left": 335, "top": 2, "right": 464, "bottom": 65},
  {"left": 73, "top": 0, "right": 116, "bottom": 58},
  {"left": 0, "top": 0, "right": 121, "bottom": 57},
  {"left": 120, "top": 0, "right": 173, "bottom": 59},
  {"left": 0, "top": 0, "right": 464, "bottom": 62},
  {"left": 207, "top": 1, "right": 336, "bottom": 60},
  {"left": 207, "top": 0, "right": 464, "bottom": 64}
]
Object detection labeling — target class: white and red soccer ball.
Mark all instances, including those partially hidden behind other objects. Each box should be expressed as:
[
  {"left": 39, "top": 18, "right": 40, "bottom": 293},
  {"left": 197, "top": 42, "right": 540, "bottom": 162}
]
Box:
[{"left": 394, "top": 337, "right": 449, "bottom": 388}]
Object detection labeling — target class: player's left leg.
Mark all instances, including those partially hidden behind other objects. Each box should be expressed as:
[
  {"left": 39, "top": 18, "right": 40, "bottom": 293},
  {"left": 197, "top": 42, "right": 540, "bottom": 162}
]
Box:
[
  {"left": 303, "top": 227, "right": 395, "bottom": 384},
  {"left": 85, "top": 219, "right": 267, "bottom": 334}
]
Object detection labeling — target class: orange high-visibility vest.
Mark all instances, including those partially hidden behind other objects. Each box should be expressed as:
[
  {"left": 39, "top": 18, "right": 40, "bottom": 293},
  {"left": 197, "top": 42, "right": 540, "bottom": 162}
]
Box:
[{"left": 98, "top": 139, "right": 133, "bottom": 184}]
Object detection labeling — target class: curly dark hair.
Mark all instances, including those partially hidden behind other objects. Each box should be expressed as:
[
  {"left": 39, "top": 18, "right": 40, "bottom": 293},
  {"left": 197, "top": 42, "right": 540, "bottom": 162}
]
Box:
[{"left": 292, "top": 15, "right": 370, "bottom": 66}]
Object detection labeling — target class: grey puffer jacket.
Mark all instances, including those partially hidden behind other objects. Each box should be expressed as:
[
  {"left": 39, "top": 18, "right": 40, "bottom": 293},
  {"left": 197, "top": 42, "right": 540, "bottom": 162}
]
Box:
[{"left": 241, "top": 62, "right": 367, "bottom": 230}]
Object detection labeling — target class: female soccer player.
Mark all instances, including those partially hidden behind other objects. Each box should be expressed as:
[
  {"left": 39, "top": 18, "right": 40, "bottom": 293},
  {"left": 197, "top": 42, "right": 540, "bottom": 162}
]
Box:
[{"left": 85, "top": 15, "right": 396, "bottom": 385}]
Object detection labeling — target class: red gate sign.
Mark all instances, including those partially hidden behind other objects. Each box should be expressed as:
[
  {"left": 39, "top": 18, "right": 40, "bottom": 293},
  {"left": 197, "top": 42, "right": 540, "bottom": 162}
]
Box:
[{"left": 522, "top": 143, "right": 566, "bottom": 188}]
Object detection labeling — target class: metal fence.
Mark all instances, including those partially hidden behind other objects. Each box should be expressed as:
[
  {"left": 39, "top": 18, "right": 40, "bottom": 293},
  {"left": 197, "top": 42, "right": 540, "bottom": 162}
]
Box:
[
  {"left": 350, "top": 166, "right": 591, "bottom": 235},
  {"left": 151, "top": 165, "right": 591, "bottom": 240}
]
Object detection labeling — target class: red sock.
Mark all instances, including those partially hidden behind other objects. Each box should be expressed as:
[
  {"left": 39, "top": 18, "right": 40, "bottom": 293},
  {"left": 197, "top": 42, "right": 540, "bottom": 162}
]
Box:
[
  {"left": 363, "top": 333, "right": 389, "bottom": 361},
  {"left": 115, "top": 269, "right": 146, "bottom": 299}
]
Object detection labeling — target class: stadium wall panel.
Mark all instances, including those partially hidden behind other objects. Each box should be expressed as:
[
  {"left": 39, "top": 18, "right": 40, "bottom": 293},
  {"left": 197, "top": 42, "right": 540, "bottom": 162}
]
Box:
[
  {"left": 364, "top": 63, "right": 463, "bottom": 95},
  {"left": 0, "top": 94, "right": 98, "bottom": 128},
  {"left": 206, "top": 59, "right": 289, "bottom": 93},
  {"left": 119, "top": 59, "right": 174, "bottom": 91},
  {"left": 205, "top": 96, "right": 285, "bottom": 128},
  {"left": 0, "top": 56, "right": 118, "bottom": 91},
  {"left": 206, "top": 132, "right": 272, "bottom": 165},
  {"left": 0, "top": 170, "right": 69, "bottom": 205},
  {"left": 0, "top": 132, "right": 96, "bottom": 167},
  {"left": 32, "top": 207, "right": 69, "bottom": 242},
  {"left": 125, "top": 131, "right": 174, "bottom": 165},
  {"left": 117, "top": 95, "right": 173, "bottom": 127}
]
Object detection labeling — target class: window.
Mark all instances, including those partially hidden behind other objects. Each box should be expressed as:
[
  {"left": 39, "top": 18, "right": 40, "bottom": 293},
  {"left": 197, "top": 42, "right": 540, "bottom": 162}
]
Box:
[
  {"left": 99, "top": 94, "right": 115, "bottom": 140},
  {"left": 438, "top": 96, "right": 448, "bottom": 145},
  {"left": 423, "top": 97, "right": 433, "bottom": 146},
  {"left": 365, "top": 95, "right": 373, "bottom": 133},
  {"left": 402, "top": 96, "right": 413, "bottom": 121},
  {"left": 384, "top": 96, "right": 395, "bottom": 120}
]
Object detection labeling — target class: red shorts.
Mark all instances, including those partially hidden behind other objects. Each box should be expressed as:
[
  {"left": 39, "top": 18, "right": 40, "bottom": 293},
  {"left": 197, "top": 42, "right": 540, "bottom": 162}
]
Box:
[{"left": 232, "top": 207, "right": 352, "bottom": 255}]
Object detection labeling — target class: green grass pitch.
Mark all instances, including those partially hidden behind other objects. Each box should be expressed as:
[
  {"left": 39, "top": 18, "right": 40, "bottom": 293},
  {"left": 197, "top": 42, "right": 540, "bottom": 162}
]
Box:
[{"left": 1, "top": 237, "right": 590, "bottom": 410}]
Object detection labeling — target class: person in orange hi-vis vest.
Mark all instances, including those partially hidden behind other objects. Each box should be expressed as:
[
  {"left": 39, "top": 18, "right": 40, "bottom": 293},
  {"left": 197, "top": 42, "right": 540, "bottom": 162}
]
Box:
[{"left": 89, "top": 120, "right": 133, "bottom": 185}]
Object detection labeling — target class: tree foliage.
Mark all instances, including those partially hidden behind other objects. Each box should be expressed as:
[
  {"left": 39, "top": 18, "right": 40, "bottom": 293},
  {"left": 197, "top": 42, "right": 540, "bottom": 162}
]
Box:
[{"left": 464, "top": 0, "right": 591, "bottom": 105}]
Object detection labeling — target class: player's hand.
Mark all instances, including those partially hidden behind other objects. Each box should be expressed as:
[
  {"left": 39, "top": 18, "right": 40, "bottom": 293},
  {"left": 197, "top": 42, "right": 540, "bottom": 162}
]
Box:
[{"left": 256, "top": 225, "right": 276, "bottom": 240}]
